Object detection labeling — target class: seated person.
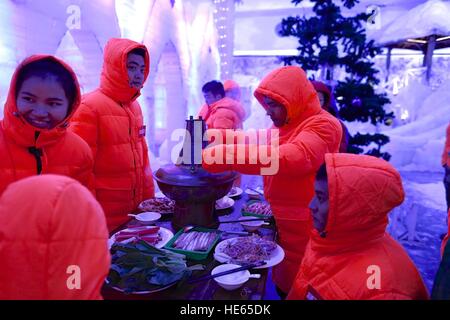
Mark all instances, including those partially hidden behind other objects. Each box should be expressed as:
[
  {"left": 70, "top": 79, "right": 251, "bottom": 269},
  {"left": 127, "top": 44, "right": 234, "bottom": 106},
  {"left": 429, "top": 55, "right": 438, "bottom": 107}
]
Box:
[
  {"left": 287, "top": 153, "right": 429, "bottom": 300},
  {"left": 0, "top": 175, "right": 110, "bottom": 300}
]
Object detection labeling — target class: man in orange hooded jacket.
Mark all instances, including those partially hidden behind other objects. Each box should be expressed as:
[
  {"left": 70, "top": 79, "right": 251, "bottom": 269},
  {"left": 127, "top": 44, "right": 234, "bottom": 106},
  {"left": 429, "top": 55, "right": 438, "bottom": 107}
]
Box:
[
  {"left": 0, "top": 55, "right": 94, "bottom": 196},
  {"left": 70, "top": 38, "right": 155, "bottom": 231},
  {"left": 287, "top": 153, "right": 429, "bottom": 300},
  {"left": 198, "top": 80, "right": 246, "bottom": 130},
  {"left": 0, "top": 175, "right": 110, "bottom": 300},
  {"left": 203, "top": 66, "right": 342, "bottom": 295}
]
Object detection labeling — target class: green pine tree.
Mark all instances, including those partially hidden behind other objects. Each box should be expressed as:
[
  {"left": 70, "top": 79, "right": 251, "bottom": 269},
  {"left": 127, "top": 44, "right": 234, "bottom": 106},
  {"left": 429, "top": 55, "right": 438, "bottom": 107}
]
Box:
[{"left": 278, "top": 0, "right": 393, "bottom": 160}]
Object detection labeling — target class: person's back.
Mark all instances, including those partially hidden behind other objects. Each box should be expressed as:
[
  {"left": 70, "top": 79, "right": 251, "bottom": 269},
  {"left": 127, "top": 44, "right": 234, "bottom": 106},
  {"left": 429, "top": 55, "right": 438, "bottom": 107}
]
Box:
[
  {"left": 70, "top": 38, "right": 155, "bottom": 231},
  {"left": 0, "top": 55, "right": 94, "bottom": 196},
  {"left": 0, "top": 175, "right": 110, "bottom": 300},
  {"left": 287, "top": 153, "right": 429, "bottom": 300}
]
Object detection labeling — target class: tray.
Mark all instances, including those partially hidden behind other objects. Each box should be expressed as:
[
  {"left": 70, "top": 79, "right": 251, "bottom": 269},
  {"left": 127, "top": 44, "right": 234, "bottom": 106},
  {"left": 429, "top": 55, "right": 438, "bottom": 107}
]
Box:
[
  {"left": 163, "top": 226, "right": 221, "bottom": 261},
  {"left": 241, "top": 200, "right": 273, "bottom": 218}
]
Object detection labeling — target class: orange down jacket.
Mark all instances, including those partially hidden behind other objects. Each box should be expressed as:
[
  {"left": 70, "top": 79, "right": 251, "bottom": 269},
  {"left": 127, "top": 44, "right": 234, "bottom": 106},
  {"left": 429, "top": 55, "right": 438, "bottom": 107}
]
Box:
[
  {"left": 0, "top": 55, "right": 94, "bottom": 196},
  {"left": 442, "top": 123, "right": 450, "bottom": 167},
  {"left": 70, "top": 38, "right": 155, "bottom": 231},
  {"left": 203, "top": 66, "right": 342, "bottom": 293},
  {"left": 198, "top": 96, "right": 246, "bottom": 130},
  {"left": 0, "top": 174, "right": 110, "bottom": 300},
  {"left": 287, "top": 153, "right": 429, "bottom": 300}
]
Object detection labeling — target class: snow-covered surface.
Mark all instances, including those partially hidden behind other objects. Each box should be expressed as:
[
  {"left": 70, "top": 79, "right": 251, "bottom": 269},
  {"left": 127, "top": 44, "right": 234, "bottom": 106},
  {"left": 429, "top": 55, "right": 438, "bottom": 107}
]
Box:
[
  {"left": 373, "top": 0, "right": 450, "bottom": 46},
  {"left": 382, "top": 81, "right": 450, "bottom": 173}
]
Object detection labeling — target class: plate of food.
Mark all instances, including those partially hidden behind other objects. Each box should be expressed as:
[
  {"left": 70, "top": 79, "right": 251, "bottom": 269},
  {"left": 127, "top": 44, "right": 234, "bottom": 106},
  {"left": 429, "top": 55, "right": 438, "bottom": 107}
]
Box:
[
  {"left": 215, "top": 196, "right": 235, "bottom": 210},
  {"left": 241, "top": 200, "right": 273, "bottom": 218},
  {"left": 213, "top": 235, "right": 284, "bottom": 269},
  {"left": 108, "top": 226, "right": 174, "bottom": 250},
  {"left": 244, "top": 187, "right": 264, "bottom": 199},
  {"left": 227, "top": 187, "right": 243, "bottom": 198},
  {"left": 138, "top": 197, "right": 175, "bottom": 214},
  {"left": 107, "top": 240, "right": 203, "bottom": 294}
]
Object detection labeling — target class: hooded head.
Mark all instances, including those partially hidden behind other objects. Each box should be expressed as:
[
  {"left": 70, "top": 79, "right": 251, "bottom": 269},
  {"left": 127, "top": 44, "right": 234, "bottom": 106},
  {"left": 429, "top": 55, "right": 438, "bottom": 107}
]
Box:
[
  {"left": 310, "top": 153, "right": 404, "bottom": 254},
  {"left": 100, "top": 38, "right": 150, "bottom": 104},
  {"left": 254, "top": 66, "right": 321, "bottom": 129},
  {"left": 2, "top": 55, "right": 81, "bottom": 147},
  {"left": 310, "top": 80, "right": 338, "bottom": 117},
  {"left": 0, "top": 174, "right": 110, "bottom": 300},
  {"left": 224, "top": 79, "right": 241, "bottom": 101}
]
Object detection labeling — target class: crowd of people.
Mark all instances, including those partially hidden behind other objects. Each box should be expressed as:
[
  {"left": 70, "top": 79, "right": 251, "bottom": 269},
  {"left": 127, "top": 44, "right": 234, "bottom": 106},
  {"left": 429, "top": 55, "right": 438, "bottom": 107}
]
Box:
[{"left": 0, "top": 37, "right": 448, "bottom": 300}]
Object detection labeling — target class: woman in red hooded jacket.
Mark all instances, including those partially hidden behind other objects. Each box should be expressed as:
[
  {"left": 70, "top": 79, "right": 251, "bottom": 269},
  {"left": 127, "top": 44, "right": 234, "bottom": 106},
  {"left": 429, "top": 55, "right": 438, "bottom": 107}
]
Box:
[
  {"left": 311, "top": 80, "right": 350, "bottom": 153},
  {"left": 203, "top": 66, "right": 342, "bottom": 295},
  {"left": 287, "top": 153, "right": 429, "bottom": 300},
  {"left": 70, "top": 38, "right": 155, "bottom": 231},
  {"left": 0, "top": 175, "right": 110, "bottom": 300},
  {"left": 0, "top": 55, "right": 94, "bottom": 196}
]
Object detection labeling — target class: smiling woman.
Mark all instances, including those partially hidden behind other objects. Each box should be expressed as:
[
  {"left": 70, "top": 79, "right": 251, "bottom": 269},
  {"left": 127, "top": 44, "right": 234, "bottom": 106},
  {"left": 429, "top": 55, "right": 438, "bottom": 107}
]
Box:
[{"left": 15, "top": 58, "right": 77, "bottom": 129}]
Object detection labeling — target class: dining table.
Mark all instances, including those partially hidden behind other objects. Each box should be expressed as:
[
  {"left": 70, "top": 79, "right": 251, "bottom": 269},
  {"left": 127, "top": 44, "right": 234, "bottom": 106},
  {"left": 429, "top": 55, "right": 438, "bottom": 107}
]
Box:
[{"left": 101, "top": 184, "right": 278, "bottom": 301}]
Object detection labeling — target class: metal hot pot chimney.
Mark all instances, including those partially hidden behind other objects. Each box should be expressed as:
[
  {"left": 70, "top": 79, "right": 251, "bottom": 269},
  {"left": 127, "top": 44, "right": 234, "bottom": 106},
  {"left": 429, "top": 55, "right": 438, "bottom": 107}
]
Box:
[{"left": 153, "top": 116, "right": 237, "bottom": 231}]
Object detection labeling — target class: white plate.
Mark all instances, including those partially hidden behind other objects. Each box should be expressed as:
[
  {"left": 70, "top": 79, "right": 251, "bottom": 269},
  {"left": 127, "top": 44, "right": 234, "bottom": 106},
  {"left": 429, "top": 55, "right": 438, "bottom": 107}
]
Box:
[
  {"left": 215, "top": 196, "right": 235, "bottom": 210},
  {"left": 213, "top": 237, "right": 285, "bottom": 269},
  {"left": 227, "top": 187, "right": 243, "bottom": 198},
  {"left": 244, "top": 187, "right": 264, "bottom": 196},
  {"left": 108, "top": 226, "right": 174, "bottom": 250}
]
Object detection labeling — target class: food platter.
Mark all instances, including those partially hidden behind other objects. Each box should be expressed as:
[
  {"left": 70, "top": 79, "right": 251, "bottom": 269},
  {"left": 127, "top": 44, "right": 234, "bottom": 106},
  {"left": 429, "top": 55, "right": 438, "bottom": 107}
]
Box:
[
  {"left": 213, "top": 236, "right": 284, "bottom": 269},
  {"left": 138, "top": 197, "right": 175, "bottom": 214},
  {"left": 108, "top": 226, "right": 173, "bottom": 250}
]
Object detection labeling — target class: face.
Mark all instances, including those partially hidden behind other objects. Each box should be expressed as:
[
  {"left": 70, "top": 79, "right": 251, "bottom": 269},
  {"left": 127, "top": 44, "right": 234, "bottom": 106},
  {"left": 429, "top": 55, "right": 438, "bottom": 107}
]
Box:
[
  {"left": 203, "top": 91, "right": 222, "bottom": 106},
  {"left": 317, "top": 91, "right": 326, "bottom": 108},
  {"left": 263, "top": 96, "right": 287, "bottom": 127},
  {"left": 127, "top": 53, "right": 146, "bottom": 88},
  {"left": 16, "top": 76, "right": 70, "bottom": 129},
  {"left": 309, "top": 178, "right": 329, "bottom": 233}
]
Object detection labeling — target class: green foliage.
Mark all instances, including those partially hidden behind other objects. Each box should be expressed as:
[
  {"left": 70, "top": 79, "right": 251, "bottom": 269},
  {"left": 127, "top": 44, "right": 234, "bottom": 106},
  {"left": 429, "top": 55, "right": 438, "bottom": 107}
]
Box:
[{"left": 279, "top": 0, "right": 392, "bottom": 159}]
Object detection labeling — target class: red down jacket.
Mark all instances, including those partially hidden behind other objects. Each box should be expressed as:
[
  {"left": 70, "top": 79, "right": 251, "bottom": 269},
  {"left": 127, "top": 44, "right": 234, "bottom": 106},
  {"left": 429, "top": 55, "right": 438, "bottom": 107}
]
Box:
[
  {"left": 203, "top": 66, "right": 342, "bottom": 293},
  {"left": 70, "top": 38, "right": 155, "bottom": 231},
  {"left": 0, "top": 174, "right": 110, "bottom": 300},
  {"left": 0, "top": 55, "right": 94, "bottom": 196},
  {"left": 287, "top": 153, "right": 429, "bottom": 300}
]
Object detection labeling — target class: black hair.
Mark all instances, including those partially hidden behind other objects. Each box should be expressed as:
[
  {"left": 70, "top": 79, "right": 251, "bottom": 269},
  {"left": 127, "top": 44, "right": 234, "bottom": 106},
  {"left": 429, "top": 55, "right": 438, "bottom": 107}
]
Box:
[
  {"left": 15, "top": 58, "right": 77, "bottom": 110},
  {"left": 202, "top": 80, "right": 225, "bottom": 97},
  {"left": 128, "top": 47, "right": 147, "bottom": 59},
  {"left": 316, "top": 163, "right": 328, "bottom": 181}
]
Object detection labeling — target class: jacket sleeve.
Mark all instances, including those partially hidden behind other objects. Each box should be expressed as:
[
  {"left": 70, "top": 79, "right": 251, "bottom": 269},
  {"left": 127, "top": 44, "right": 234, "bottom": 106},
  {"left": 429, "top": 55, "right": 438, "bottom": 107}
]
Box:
[
  {"left": 203, "top": 117, "right": 342, "bottom": 177},
  {"left": 442, "top": 124, "right": 450, "bottom": 167},
  {"left": 70, "top": 101, "right": 99, "bottom": 159},
  {"left": 142, "top": 139, "right": 155, "bottom": 200},
  {"left": 78, "top": 150, "right": 95, "bottom": 196}
]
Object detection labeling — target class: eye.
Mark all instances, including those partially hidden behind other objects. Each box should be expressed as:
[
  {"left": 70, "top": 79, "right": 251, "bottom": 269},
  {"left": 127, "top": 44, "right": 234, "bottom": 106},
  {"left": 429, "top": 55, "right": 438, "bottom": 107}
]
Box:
[
  {"left": 22, "top": 96, "right": 34, "bottom": 103},
  {"left": 127, "top": 65, "right": 136, "bottom": 71}
]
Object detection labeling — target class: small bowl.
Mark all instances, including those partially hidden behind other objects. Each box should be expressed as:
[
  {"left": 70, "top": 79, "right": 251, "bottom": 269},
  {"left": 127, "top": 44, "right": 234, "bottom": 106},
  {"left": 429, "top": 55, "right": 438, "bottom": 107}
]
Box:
[
  {"left": 238, "top": 217, "right": 266, "bottom": 232},
  {"left": 133, "top": 212, "right": 161, "bottom": 225},
  {"left": 212, "top": 264, "right": 259, "bottom": 291}
]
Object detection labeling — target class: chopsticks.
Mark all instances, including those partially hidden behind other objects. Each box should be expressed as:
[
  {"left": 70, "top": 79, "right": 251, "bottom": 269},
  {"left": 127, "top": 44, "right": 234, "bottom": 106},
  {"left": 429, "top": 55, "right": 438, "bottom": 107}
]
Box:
[
  {"left": 187, "top": 261, "right": 265, "bottom": 284},
  {"left": 220, "top": 218, "right": 270, "bottom": 224}
]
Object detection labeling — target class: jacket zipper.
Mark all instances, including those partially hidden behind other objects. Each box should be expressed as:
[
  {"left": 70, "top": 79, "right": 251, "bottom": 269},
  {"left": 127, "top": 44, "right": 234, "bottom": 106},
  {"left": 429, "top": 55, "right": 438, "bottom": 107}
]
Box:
[
  {"left": 121, "top": 103, "right": 137, "bottom": 201},
  {"left": 28, "top": 132, "right": 43, "bottom": 174}
]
